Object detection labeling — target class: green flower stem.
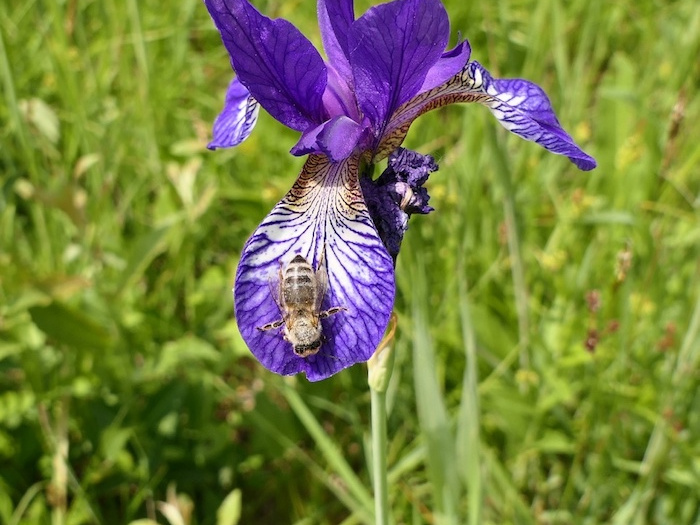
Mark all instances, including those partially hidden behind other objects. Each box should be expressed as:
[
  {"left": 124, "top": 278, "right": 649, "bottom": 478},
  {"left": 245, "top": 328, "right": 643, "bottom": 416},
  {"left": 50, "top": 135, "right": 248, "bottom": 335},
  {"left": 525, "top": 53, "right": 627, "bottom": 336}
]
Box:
[
  {"left": 368, "top": 313, "right": 397, "bottom": 525},
  {"left": 370, "top": 386, "right": 389, "bottom": 525}
]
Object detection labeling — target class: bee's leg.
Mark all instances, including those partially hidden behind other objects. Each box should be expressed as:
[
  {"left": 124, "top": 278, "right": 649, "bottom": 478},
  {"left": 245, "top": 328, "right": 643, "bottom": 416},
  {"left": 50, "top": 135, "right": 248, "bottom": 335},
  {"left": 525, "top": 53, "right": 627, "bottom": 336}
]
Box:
[
  {"left": 319, "top": 306, "right": 347, "bottom": 319},
  {"left": 318, "top": 333, "right": 339, "bottom": 361},
  {"left": 257, "top": 319, "right": 284, "bottom": 331}
]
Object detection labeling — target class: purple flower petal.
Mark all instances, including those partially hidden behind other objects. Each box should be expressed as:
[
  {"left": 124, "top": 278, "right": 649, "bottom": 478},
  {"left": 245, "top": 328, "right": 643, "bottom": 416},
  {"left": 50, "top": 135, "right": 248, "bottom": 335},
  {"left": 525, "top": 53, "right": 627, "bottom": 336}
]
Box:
[
  {"left": 321, "top": 62, "right": 361, "bottom": 122},
  {"left": 316, "top": 116, "right": 364, "bottom": 160},
  {"left": 467, "top": 62, "right": 597, "bottom": 170},
  {"left": 375, "top": 61, "right": 596, "bottom": 170},
  {"left": 208, "top": 77, "right": 260, "bottom": 150},
  {"left": 234, "top": 155, "right": 395, "bottom": 381},
  {"left": 289, "top": 124, "right": 325, "bottom": 158},
  {"left": 290, "top": 116, "right": 364, "bottom": 161},
  {"left": 204, "top": 0, "right": 327, "bottom": 131},
  {"left": 349, "top": 0, "right": 450, "bottom": 133},
  {"left": 317, "top": 0, "right": 355, "bottom": 82},
  {"left": 419, "top": 39, "right": 471, "bottom": 94}
]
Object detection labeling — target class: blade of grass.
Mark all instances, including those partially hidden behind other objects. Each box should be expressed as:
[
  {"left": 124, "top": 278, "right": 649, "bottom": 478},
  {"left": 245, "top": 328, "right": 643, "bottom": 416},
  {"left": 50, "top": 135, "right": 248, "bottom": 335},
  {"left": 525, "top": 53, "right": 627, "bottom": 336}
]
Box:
[
  {"left": 455, "top": 261, "right": 482, "bottom": 525},
  {"left": 481, "top": 446, "right": 535, "bottom": 523},
  {"left": 487, "top": 125, "right": 531, "bottom": 373},
  {"left": 0, "top": 21, "right": 37, "bottom": 179},
  {"left": 410, "top": 254, "right": 460, "bottom": 525}
]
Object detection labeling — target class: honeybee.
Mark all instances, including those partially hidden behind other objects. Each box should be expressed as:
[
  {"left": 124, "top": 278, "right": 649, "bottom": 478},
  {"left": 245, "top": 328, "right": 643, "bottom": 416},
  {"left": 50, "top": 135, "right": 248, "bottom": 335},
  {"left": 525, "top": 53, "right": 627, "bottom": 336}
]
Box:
[{"left": 257, "top": 252, "right": 346, "bottom": 357}]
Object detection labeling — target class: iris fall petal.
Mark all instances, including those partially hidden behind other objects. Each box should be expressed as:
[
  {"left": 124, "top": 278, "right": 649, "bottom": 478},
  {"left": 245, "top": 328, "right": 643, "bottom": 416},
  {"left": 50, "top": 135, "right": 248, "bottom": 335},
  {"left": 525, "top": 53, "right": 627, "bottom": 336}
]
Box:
[
  {"left": 467, "top": 62, "right": 597, "bottom": 170},
  {"left": 233, "top": 155, "right": 395, "bottom": 381},
  {"left": 208, "top": 77, "right": 260, "bottom": 150},
  {"left": 376, "top": 61, "right": 596, "bottom": 169}
]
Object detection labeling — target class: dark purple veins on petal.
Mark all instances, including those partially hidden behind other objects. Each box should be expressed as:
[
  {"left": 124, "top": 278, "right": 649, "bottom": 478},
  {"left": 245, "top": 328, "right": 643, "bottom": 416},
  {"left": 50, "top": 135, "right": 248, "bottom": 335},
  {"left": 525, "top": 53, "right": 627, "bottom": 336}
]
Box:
[
  {"left": 317, "top": 0, "right": 355, "bottom": 82},
  {"left": 204, "top": 0, "right": 327, "bottom": 131},
  {"left": 349, "top": 0, "right": 450, "bottom": 133},
  {"left": 234, "top": 155, "right": 395, "bottom": 381}
]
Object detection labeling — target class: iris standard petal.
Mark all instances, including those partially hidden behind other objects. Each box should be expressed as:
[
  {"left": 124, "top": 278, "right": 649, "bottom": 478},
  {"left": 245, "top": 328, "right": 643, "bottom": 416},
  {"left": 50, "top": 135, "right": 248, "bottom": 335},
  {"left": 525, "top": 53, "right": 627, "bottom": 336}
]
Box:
[
  {"left": 349, "top": 0, "right": 450, "bottom": 133},
  {"left": 317, "top": 0, "right": 355, "bottom": 82},
  {"left": 375, "top": 61, "right": 596, "bottom": 170},
  {"left": 233, "top": 155, "right": 395, "bottom": 381},
  {"left": 204, "top": 0, "right": 327, "bottom": 131},
  {"left": 208, "top": 77, "right": 260, "bottom": 150}
]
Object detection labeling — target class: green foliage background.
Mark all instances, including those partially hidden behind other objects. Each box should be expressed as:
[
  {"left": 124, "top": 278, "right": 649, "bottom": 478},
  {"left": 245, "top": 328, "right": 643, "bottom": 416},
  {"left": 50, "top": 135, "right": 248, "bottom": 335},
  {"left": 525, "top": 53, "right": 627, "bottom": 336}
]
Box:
[{"left": 1, "top": 0, "right": 699, "bottom": 523}]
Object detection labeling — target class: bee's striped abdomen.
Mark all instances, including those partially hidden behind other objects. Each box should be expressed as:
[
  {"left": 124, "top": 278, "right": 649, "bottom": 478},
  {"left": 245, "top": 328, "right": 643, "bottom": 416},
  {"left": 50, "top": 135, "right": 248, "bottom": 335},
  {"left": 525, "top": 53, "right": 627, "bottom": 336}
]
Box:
[{"left": 282, "top": 254, "right": 318, "bottom": 306}]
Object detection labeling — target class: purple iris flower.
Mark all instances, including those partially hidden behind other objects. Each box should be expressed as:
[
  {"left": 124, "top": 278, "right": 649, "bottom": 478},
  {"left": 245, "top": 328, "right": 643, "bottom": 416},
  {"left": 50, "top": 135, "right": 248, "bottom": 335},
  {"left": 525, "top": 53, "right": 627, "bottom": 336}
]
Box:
[{"left": 204, "top": 0, "right": 596, "bottom": 381}]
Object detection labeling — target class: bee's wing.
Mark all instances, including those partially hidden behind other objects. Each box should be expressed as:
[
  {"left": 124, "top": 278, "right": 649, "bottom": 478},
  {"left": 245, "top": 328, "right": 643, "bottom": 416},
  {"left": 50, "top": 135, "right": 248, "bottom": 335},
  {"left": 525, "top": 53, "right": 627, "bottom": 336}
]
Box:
[
  {"left": 314, "top": 250, "right": 329, "bottom": 311},
  {"left": 269, "top": 265, "right": 284, "bottom": 313}
]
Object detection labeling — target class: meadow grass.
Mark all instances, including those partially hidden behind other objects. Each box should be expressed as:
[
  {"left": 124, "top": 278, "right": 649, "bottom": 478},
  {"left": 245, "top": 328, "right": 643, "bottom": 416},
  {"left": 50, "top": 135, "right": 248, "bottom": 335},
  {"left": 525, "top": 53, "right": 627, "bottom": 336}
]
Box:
[{"left": 1, "top": 0, "right": 699, "bottom": 524}]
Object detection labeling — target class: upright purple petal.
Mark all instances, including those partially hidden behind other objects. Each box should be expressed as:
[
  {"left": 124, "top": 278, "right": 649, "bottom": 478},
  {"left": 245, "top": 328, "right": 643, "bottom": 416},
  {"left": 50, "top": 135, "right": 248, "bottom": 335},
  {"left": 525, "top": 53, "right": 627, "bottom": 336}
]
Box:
[
  {"left": 317, "top": 0, "right": 355, "bottom": 82},
  {"left": 234, "top": 155, "right": 395, "bottom": 381},
  {"left": 375, "top": 61, "right": 596, "bottom": 170},
  {"left": 208, "top": 77, "right": 260, "bottom": 150},
  {"left": 349, "top": 0, "right": 450, "bottom": 134},
  {"left": 205, "top": 0, "right": 327, "bottom": 131}
]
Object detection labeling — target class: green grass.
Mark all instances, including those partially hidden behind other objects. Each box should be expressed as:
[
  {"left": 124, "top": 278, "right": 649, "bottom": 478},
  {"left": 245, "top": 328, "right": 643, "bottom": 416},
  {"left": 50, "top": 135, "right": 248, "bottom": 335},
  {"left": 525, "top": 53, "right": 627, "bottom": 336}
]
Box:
[{"left": 1, "top": 0, "right": 699, "bottom": 524}]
